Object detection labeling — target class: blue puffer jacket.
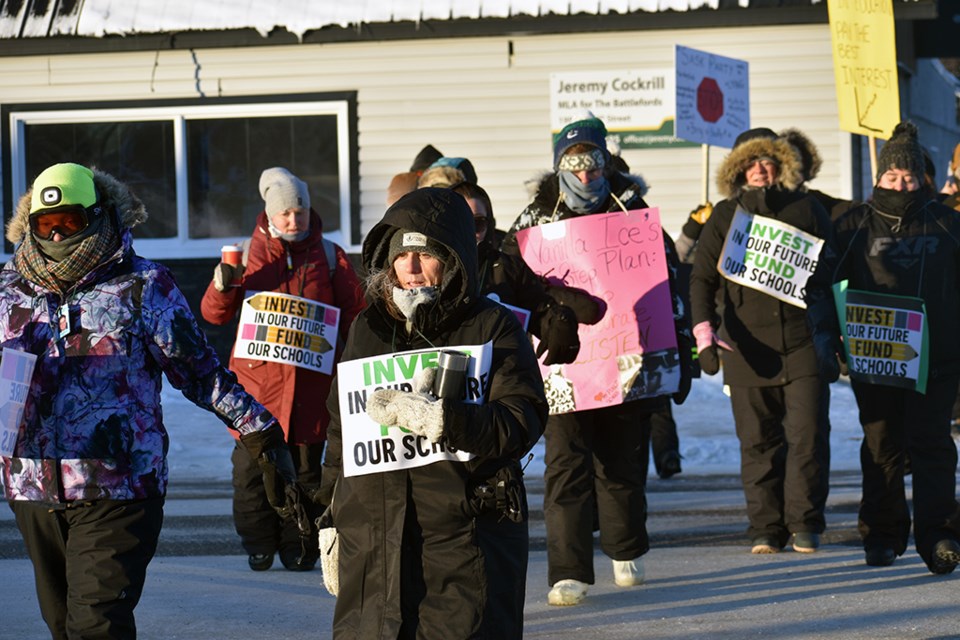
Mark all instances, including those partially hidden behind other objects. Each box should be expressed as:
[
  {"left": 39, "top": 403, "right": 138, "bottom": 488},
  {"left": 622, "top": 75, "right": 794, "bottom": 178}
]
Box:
[{"left": 1, "top": 170, "right": 275, "bottom": 504}]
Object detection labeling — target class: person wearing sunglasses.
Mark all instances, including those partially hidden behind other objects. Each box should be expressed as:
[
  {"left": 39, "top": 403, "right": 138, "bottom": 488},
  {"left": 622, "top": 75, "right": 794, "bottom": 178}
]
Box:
[{"left": 0, "top": 162, "right": 304, "bottom": 638}]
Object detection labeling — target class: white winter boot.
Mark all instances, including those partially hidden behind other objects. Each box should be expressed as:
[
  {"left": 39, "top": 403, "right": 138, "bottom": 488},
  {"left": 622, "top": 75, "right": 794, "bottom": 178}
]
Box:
[
  {"left": 612, "top": 558, "right": 645, "bottom": 587},
  {"left": 547, "top": 579, "right": 588, "bottom": 606}
]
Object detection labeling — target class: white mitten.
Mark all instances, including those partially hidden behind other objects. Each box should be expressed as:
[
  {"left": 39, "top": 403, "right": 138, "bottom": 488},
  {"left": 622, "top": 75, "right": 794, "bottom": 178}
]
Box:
[
  {"left": 318, "top": 527, "right": 339, "bottom": 597},
  {"left": 366, "top": 389, "right": 445, "bottom": 443},
  {"left": 411, "top": 367, "right": 437, "bottom": 396}
]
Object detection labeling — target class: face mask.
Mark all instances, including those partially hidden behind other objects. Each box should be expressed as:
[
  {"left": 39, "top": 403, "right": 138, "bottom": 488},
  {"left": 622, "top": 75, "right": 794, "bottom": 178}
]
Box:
[
  {"left": 392, "top": 286, "right": 438, "bottom": 319},
  {"left": 267, "top": 218, "right": 310, "bottom": 243},
  {"left": 559, "top": 171, "right": 611, "bottom": 214}
]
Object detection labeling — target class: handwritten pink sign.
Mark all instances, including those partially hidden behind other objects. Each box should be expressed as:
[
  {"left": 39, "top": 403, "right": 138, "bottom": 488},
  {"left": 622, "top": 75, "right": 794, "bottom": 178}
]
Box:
[{"left": 515, "top": 208, "right": 679, "bottom": 413}]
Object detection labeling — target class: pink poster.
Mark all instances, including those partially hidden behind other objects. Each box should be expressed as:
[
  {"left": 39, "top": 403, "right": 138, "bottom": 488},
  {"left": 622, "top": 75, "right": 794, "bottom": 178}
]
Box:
[{"left": 515, "top": 208, "right": 679, "bottom": 414}]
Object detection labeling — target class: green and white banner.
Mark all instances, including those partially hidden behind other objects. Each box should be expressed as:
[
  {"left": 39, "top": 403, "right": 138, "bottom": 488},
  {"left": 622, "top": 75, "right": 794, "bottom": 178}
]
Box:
[
  {"left": 338, "top": 343, "right": 492, "bottom": 477},
  {"left": 833, "top": 281, "right": 929, "bottom": 393},
  {"left": 718, "top": 209, "right": 823, "bottom": 308}
]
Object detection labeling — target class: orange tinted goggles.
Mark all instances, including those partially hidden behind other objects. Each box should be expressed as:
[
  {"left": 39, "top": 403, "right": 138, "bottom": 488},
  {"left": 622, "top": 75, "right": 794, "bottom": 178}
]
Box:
[{"left": 29, "top": 206, "right": 90, "bottom": 240}]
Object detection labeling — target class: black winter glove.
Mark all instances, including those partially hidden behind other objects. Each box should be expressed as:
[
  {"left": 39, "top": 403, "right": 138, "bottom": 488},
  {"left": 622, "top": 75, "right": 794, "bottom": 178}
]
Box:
[
  {"left": 812, "top": 330, "right": 846, "bottom": 383},
  {"left": 239, "top": 424, "right": 303, "bottom": 522},
  {"left": 212, "top": 262, "right": 245, "bottom": 292},
  {"left": 536, "top": 303, "right": 581, "bottom": 365},
  {"left": 544, "top": 285, "right": 604, "bottom": 325},
  {"left": 697, "top": 346, "right": 720, "bottom": 376}
]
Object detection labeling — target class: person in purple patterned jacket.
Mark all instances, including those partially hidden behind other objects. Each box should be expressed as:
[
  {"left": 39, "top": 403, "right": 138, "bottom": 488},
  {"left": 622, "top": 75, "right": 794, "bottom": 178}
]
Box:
[{"left": 0, "top": 162, "right": 303, "bottom": 639}]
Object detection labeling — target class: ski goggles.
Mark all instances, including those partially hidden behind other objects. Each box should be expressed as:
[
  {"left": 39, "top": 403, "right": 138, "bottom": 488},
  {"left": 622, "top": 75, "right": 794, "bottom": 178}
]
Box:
[{"left": 29, "top": 205, "right": 94, "bottom": 240}]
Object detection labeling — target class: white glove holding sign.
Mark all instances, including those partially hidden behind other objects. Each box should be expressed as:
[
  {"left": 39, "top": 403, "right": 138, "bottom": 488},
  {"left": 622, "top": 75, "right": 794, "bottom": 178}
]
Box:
[{"left": 366, "top": 367, "right": 445, "bottom": 443}]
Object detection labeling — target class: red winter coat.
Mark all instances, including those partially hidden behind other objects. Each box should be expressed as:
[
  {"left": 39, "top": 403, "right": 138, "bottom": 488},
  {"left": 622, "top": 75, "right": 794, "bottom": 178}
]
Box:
[{"left": 201, "top": 210, "right": 366, "bottom": 444}]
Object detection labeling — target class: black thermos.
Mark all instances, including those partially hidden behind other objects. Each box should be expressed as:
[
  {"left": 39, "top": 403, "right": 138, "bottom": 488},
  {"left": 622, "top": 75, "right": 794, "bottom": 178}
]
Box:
[{"left": 433, "top": 350, "right": 470, "bottom": 399}]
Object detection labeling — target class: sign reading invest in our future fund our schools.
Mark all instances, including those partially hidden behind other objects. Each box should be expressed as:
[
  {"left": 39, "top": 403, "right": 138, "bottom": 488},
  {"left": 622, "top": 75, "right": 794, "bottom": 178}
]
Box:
[
  {"left": 833, "top": 282, "right": 929, "bottom": 393},
  {"left": 234, "top": 291, "right": 340, "bottom": 374},
  {"left": 0, "top": 348, "right": 37, "bottom": 457},
  {"left": 718, "top": 209, "right": 824, "bottom": 309},
  {"left": 515, "top": 209, "right": 679, "bottom": 415},
  {"left": 338, "top": 344, "right": 492, "bottom": 477}
]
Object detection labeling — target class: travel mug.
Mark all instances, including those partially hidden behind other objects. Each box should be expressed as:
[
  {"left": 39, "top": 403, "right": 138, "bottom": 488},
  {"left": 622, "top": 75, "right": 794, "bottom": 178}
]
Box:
[{"left": 433, "top": 350, "right": 470, "bottom": 400}]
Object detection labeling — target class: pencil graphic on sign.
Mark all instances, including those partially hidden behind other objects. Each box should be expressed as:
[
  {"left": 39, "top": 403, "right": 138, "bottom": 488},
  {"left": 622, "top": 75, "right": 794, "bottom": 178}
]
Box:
[{"left": 847, "top": 338, "right": 918, "bottom": 361}]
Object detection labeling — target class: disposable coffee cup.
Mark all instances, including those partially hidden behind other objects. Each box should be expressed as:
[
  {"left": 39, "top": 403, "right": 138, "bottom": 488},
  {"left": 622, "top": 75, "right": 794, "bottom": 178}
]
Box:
[
  {"left": 221, "top": 245, "right": 243, "bottom": 266},
  {"left": 433, "top": 350, "right": 470, "bottom": 400}
]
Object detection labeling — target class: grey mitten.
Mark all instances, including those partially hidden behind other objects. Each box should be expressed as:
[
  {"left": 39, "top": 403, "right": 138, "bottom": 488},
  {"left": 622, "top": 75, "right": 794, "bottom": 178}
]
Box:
[
  {"left": 366, "top": 389, "right": 445, "bottom": 443},
  {"left": 317, "top": 524, "right": 339, "bottom": 597},
  {"left": 212, "top": 262, "right": 244, "bottom": 292}
]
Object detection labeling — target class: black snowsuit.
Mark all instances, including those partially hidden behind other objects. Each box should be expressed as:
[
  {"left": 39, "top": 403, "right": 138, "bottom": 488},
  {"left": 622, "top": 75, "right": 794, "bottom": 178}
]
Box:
[
  {"left": 503, "top": 170, "right": 693, "bottom": 586},
  {"left": 809, "top": 187, "right": 960, "bottom": 569},
  {"left": 319, "top": 188, "right": 548, "bottom": 639},
  {"left": 690, "top": 135, "right": 834, "bottom": 546}
]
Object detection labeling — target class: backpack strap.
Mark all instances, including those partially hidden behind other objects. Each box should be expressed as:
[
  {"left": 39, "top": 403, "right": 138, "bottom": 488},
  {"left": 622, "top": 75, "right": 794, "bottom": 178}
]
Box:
[{"left": 321, "top": 236, "right": 338, "bottom": 279}]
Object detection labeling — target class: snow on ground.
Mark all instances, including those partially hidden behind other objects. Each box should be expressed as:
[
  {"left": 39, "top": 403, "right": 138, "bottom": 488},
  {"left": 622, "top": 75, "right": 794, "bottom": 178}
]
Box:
[{"left": 163, "top": 371, "right": 865, "bottom": 484}]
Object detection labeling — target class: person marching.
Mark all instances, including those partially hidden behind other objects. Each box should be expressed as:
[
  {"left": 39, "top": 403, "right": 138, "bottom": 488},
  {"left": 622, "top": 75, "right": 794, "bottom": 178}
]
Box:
[
  {"left": 690, "top": 130, "right": 835, "bottom": 555},
  {"left": 807, "top": 122, "right": 960, "bottom": 573},
  {"left": 1, "top": 163, "right": 301, "bottom": 638},
  {"left": 318, "top": 188, "right": 548, "bottom": 638},
  {"left": 502, "top": 114, "right": 693, "bottom": 606},
  {"left": 201, "top": 167, "right": 365, "bottom": 571}
]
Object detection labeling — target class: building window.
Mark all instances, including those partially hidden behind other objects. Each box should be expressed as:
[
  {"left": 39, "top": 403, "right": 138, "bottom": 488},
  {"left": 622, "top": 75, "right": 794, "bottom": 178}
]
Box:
[{"left": 4, "top": 94, "right": 358, "bottom": 259}]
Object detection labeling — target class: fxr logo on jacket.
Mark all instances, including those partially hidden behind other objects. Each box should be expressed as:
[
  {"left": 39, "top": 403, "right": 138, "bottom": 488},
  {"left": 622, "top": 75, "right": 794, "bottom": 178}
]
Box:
[{"left": 868, "top": 236, "right": 939, "bottom": 269}]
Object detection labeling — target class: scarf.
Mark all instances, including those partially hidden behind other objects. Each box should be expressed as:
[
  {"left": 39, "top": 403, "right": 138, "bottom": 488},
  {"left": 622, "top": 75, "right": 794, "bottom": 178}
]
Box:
[
  {"left": 559, "top": 170, "right": 611, "bottom": 214},
  {"left": 15, "top": 217, "right": 120, "bottom": 294},
  {"left": 392, "top": 286, "right": 438, "bottom": 320}
]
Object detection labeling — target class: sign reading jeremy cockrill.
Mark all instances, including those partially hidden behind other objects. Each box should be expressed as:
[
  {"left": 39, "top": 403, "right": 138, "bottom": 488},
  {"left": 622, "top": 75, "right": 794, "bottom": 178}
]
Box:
[
  {"left": 717, "top": 209, "right": 824, "bottom": 308},
  {"left": 833, "top": 282, "right": 929, "bottom": 393}
]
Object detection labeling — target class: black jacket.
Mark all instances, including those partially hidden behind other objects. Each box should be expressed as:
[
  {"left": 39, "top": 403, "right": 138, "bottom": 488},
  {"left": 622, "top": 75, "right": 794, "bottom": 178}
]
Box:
[
  {"left": 690, "top": 135, "right": 834, "bottom": 386},
  {"left": 320, "top": 188, "right": 548, "bottom": 639},
  {"left": 812, "top": 188, "right": 960, "bottom": 376}
]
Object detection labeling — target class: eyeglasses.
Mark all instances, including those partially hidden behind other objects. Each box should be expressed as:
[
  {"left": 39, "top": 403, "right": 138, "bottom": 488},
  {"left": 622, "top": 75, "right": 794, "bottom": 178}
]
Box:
[{"left": 29, "top": 206, "right": 91, "bottom": 240}]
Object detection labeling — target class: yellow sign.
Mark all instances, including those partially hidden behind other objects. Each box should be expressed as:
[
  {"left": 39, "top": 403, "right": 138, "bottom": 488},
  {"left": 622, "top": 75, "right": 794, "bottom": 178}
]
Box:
[{"left": 827, "top": 0, "right": 900, "bottom": 138}]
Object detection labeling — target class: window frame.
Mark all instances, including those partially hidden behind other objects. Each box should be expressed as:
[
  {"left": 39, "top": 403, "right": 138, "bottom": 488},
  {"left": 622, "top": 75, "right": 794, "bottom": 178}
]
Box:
[{"left": 3, "top": 93, "right": 359, "bottom": 260}]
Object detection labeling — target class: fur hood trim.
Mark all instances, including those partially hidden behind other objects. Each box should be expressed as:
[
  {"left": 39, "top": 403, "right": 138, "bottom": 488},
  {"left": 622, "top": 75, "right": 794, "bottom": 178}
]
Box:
[
  {"left": 779, "top": 128, "right": 822, "bottom": 182},
  {"left": 716, "top": 137, "right": 803, "bottom": 199},
  {"left": 6, "top": 167, "right": 148, "bottom": 244}
]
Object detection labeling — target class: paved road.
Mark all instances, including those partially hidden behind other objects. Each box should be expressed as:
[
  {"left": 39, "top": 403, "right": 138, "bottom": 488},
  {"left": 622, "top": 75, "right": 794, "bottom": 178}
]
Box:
[{"left": 3, "top": 471, "right": 959, "bottom": 639}]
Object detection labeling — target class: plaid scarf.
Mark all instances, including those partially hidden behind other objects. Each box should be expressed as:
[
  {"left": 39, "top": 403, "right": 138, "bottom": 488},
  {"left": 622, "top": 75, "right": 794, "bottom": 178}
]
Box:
[{"left": 14, "top": 220, "right": 120, "bottom": 294}]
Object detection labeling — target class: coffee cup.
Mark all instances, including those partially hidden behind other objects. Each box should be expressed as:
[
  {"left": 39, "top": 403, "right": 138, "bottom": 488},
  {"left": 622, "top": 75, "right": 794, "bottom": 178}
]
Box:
[
  {"left": 221, "top": 245, "right": 243, "bottom": 266},
  {"left": 433, "top": 350, "right": 470, "bottom": 400}
]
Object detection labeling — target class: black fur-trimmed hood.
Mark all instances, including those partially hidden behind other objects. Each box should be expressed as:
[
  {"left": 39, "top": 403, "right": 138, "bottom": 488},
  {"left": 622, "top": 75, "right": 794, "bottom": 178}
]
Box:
[
  {"left": 7, "top": 167, "right": 148, "bottom": 245},
  {"left": 716, "top": 136, "right": 804, "bottom": 200}
]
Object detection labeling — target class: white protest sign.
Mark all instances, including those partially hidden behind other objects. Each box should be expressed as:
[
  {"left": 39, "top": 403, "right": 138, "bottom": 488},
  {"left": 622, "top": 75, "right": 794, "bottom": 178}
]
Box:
[
  {"left": 717, "top": 209, "right": 824, "bottom": 309},
  {"left": 0, "top": 348, "right": 37, "bottom": 457},
  {"left": 233, "top": 291, "right": 340, "bottom": 374},
  {"left": 338, "top": 343, "right": 492, "bottom": 478},
  {"left": 675, "top": 45, "right": 750, "bottom": 148}
]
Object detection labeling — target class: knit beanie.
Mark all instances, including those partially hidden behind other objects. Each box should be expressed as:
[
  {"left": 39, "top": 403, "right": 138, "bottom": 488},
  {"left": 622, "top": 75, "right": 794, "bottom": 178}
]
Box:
[
  {"left": 428, "top": 157, "right": 477, "bottom": 184},
  {"left": 388, "top": 228, "right": 450, "bottom": 264},
  {"left": 553, "top": 117, "right": 609, "bottom": 170},
  {"left": 30, "top": 163, "right": 98, "bottom": 215},
  {"left": 876, "top": 122, "right": 925, "bottom": 182},
  {"left": 259, "top": 167, "right": 310, "bottom": 217}
]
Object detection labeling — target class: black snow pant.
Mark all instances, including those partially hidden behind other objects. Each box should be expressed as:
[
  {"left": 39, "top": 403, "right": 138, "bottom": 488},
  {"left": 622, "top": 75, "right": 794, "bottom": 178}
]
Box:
[
  {"left": 852, "top": 373, "right": 960, "bottom": 569},
  {"left": 729, "top": 375, "right": 831, "bottom": 547},
  {"left": 543, "top": 401, "right": 652, "bottom": 586},
  {"left": 648, "top": 398, "right": 681, "bottom": 476},
  {"left": 11, "top": 497, "right": 164, "bottom": 640},
  {"left": 476, "top": 512, "right": 528, "bottom": 640},
  {"left": 231, "top": 440, "right": 324, "bottom": 560}
]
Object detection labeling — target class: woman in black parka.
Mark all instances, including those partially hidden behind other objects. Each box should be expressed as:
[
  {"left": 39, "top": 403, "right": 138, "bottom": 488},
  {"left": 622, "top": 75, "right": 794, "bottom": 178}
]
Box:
[{"left": 318, "top": 188, "right": 548, "bottom": 639}]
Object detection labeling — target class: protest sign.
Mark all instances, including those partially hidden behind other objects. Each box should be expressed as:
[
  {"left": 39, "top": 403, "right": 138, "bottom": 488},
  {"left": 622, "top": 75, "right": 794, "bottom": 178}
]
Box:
[
  {"left": 0, "top": 349, "right": 37, "bottom": 457},
  {"left": 515, "top": 208, "right": 679, "bottom": 414},
  {"left": 833, "top": 282, "right": 928, "bottom": 393},
  {"left": 234, "top": 291, "right": 340, "bottom": 374},
  {"left": 338, "top": 343, "right": 492, "bottom": 478},
  {"left": 675, "top": 45, "right": 749, "bottom": 149},
  {"left": 717, "top": 209, "right": 824, "bottom": 308}
]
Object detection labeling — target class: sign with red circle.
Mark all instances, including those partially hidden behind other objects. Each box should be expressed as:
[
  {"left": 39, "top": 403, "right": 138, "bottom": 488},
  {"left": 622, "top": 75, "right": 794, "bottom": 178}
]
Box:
[{"left": 697, "top": 77, "right": 724, "bottom": 123}]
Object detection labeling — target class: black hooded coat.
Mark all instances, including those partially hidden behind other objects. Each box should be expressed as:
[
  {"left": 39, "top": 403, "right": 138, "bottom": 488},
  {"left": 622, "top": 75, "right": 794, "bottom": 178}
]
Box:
[{"left": 319, "top": 188, "right": 548, "bottom": 639}]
